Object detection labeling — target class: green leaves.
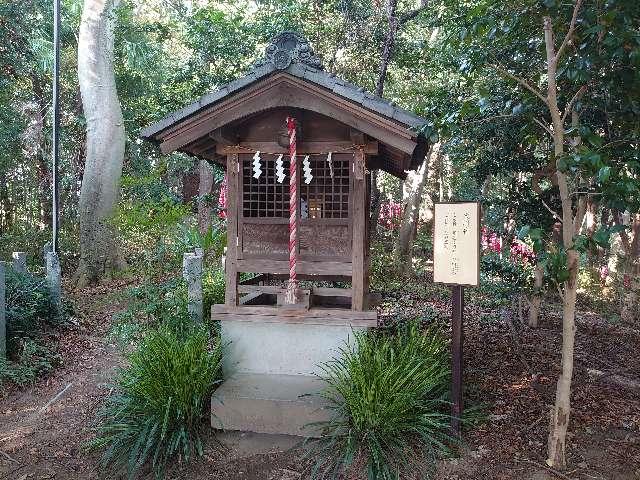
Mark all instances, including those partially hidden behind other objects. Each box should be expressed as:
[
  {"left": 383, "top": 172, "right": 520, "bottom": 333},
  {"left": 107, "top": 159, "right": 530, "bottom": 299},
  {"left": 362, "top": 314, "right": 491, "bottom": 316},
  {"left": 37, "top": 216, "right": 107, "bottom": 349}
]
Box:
[
  {"left": 518, "top": 225, "right": 544, "bottom": 253},
  {"left": 541, "top": 248, "right": 570, "bottom": 286},
  {"left": 598, "top": 166, "right": 611, "bottom": 183},
  {"left": 310, "top": 322, "right": 454, "bottom": 479},
  {"left": 91, "top": 324, "right": 223, "bottom": 479}
]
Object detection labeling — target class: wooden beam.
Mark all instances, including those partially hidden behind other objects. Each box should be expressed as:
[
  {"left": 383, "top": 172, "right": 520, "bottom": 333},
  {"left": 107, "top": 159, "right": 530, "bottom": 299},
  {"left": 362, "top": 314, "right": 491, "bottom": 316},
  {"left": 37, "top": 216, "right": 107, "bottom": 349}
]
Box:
[
  {"left": 211, "top": 312, "right": 377, "bottom": 327},
  {"left": 237, "top": 285, "right": 352, "bottom": 298},
  {"left": 238, "top": 285, "right": 284, "bottom": 295},
  {"left": 211, "top": 304, "right": 377, "bottom": 320},
  {"left": 351, "top": 150, "right": 367, "bottom": 311},
  {"left": 239, "top": 291, "right": 268, "bottom": 305},
  {"left": 209, "top": 128, "right": 237, "bottom": 146},
  {"left": 349, "top": 129, "right": 366, "bottom": 146},
  {"left": 216, "top": 141, "right": 378, "bottom": 155},
  {"left": 237, "top": 259, "right": 352, "bottom": 276},
  {"left": 312, "top": 287, "right": 352, "bottom": 298},
  {"left": 224, "top": 153, "right": 240, "bottom": 306}
]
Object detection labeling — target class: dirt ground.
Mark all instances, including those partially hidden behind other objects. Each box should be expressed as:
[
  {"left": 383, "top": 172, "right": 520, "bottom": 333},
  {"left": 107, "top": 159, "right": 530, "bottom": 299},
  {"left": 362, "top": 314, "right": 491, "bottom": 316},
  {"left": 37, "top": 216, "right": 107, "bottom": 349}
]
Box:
[{"left": 0, "top": 282, "right": 638, "bottom": 480}]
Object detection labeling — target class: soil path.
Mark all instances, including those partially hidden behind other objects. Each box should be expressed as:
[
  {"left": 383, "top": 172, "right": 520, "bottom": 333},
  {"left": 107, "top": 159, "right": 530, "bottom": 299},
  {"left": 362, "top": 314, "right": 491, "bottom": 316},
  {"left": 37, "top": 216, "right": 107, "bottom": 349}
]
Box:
[
  {"left": 1, "top": 283, "right": 639, "bottom": 480},
  {"left": 0, "top": 285, "right": 123, "bottom": 479}
]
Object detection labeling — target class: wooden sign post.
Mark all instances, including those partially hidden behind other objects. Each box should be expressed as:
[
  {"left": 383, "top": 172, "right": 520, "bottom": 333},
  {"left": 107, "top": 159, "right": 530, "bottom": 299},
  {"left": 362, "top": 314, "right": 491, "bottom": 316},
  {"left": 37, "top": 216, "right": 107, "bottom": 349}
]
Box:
[{"left": 433, "top": 202, "right": 480, "bottom": 437}]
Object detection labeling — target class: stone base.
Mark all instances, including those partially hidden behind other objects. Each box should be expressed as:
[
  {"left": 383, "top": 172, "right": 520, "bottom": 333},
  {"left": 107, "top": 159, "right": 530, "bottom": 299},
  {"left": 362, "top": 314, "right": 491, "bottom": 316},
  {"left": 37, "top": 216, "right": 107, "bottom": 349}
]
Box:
[
  {"left": 211, "top": 373, "right": 331, "bottom": 437},
  {"left": 221, "top": 319, "right": 364, "bottom": 376}
]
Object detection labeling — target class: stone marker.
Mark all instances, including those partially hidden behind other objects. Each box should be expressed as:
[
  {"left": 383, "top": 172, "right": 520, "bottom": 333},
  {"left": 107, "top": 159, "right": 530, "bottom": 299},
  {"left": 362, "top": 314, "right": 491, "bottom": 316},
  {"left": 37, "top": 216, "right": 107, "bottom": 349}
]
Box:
[
  {"left": 183, "top": 252, "right": 203, "bottom": 323},
  {"left": 12, "top": 252, "right": 27, "bottom": 273},
  {"left": 46, "top": 251, "right": 62, "bottom": 309},
  {"left": 0, "top": 262, "right": 6, "bottom": 358},
  {"left": 43, "top": 242, "right": 53, "bottom": 265}
]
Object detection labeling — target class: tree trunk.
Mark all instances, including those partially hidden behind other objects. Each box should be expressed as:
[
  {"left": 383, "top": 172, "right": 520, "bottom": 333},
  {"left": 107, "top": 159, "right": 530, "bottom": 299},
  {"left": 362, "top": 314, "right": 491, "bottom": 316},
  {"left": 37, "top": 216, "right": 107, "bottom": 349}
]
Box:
[
  {"left": 182, "top": 162, "right": 200, "bottom": 209},
  {"left": 528, "top": 263, "right": 544, "bottom": 327},
  {"left": 543, "top": 8, "right": 587, "bottom": 468},
  {"left": 76, "top": 0, "right": 126, "bottom": 287},
  {"left": 393, "top": 146, "right": 432, "bottom": 271},
  {"left": 197, "top": 160, "right": 214, "bottom": 235},
  {"left": 584, "top": 197, "right": 598, "bottom": 268},
  {"left": 618, "top": 213, "right": 640, "bottom": 323}
]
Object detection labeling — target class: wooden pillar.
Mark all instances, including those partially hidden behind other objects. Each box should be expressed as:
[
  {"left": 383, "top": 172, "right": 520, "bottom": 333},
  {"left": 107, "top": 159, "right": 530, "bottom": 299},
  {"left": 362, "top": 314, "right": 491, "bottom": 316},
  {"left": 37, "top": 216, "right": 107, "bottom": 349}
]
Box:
[
  {"left": 225, "top": 153, "right": 239, "bottom": 306},
  {"left": 451, "top": 285, "right": 464, "bottom": 436},
  {"left": 352, "top": 149, "right": 367, "bottom": 311}
]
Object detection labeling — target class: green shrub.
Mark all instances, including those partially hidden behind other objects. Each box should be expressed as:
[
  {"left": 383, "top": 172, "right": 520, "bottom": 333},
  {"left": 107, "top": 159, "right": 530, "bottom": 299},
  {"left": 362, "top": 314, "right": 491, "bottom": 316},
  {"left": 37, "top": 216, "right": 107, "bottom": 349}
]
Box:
[
  {"left": 174, "top": 224, "right": 227, "bottom": 259},
  {"left": 90, "top": 323, "right": 222, "bottom": 479},
  {"left": 111, "top": 278, "right": 189, "bottom": 347},
  {"left": 310, "top": 322, "right": 453, "bottom": 480},
  {"left": 4, "top": 269, "right": 68, "bottom": 355},
  {"left": 203, "top": 267, "right": 225, "bottom": 313},
  {"left": 0, "top": 338, "right": 60, "bottom": 387}
]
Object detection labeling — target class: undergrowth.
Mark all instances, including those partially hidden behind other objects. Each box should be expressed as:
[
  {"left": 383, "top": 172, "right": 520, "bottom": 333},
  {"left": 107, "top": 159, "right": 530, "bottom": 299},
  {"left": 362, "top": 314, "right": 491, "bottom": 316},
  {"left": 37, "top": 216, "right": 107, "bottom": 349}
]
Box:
[
  {"left": 90, "top": 323, "right": 222, "bottom": 479},
  {"left": 1, "top": 269, "right": 68, "bottom": 387},
  {"left": 309, "top": 322, "right": 455, "bottom": 480}
]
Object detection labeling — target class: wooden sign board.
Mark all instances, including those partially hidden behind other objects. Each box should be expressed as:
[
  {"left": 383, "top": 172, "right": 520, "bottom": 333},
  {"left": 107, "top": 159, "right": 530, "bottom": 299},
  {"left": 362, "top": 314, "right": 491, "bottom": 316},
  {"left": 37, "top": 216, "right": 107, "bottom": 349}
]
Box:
[{"left": 433, "top": 202, "right": 480, "bottom": 287}]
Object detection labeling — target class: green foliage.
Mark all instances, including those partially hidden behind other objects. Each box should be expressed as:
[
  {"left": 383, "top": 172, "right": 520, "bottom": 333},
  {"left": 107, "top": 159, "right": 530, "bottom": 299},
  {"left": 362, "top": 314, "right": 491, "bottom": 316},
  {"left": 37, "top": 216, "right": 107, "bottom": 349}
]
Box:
[
  {"left": 481, "top": 251, "right": 534, "bottom": 301},
  {"left": 309, "top": 322, "right": 453, "bottom": 480},
  {"left": 0, "top": 338, "right": 60, "bottom": 387},
  {"left": 4, "top": 269, "right": 68, "bottom": 354},
  {"left": 111, "top": 277, "right": 189, "bottom": 347},
  {"left": 174, "top": 224, "right": 227, "bottom": 259},
  {"left": 112, "top": 196, "right": 192, "bottom": 270},
  {"left": 90, "top": 323, "right": 222, "bottom": 479},
  {"left": 203, "top": 267, "right": 225, "bottom": 315},
  {"left": 111, "top": 265, "right": 226, "bottom": 348}
]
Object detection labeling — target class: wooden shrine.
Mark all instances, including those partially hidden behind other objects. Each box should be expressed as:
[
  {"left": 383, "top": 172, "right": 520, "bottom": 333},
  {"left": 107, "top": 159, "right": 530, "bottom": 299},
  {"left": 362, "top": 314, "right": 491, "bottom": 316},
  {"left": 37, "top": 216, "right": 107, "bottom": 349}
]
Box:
[{"left": 142, "top": 32, "right": 428, "bottom": 436}]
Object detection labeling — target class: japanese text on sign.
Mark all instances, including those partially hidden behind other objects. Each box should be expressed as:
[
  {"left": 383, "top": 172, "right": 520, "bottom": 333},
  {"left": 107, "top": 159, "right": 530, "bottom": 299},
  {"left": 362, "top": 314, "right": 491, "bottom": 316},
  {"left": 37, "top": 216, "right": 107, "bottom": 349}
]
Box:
[{"left": 433, "top": 202, "right": 480, "bottom": 286}]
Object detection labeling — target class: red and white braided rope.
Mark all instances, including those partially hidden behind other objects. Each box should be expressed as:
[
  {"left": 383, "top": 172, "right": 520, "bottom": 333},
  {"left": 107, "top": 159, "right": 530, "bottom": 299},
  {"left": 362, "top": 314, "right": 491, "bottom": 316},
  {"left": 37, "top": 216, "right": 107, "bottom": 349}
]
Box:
[{"left": 286, "top": 116, "right": 298, "bottom": 303}]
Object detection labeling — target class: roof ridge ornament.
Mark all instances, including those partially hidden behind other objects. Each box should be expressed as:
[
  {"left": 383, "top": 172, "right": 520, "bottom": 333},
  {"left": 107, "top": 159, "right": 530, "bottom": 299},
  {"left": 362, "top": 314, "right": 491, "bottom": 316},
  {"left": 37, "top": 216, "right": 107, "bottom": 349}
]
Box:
[{"left": 255, "top": 31, "right": 324, "bottom": 71}]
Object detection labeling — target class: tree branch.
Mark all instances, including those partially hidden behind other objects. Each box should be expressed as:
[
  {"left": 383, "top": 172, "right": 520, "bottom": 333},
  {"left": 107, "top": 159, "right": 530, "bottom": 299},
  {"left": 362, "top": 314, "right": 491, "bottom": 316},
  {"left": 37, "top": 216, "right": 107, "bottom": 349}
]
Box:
[
  {"left": 399, "top": 0, "right": 429, "bottom": 24},
  {"left": 492, "top": 63, "right": 548, "bottom": 105},
  {"left": 555, "top": 0, "right": 584, "bottom": 62},
  {"left": 561, "top": 85, "right": 588, "bottom": 123},
  {"left": 542, "top": 198, "right": 563, "bottom": 223},
  {"left": 573, "top": 195, "right": 588, "bottom": 235},
  {"left": 534, "top": 117, "right": 553, "bottom": 136}
]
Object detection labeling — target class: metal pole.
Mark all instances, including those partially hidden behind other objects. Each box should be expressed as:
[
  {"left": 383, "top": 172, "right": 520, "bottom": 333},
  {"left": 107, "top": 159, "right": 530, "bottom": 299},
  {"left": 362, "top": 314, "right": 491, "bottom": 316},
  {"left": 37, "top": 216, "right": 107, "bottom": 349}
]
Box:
[
  {"left": 52, "top": 0, "right": 61, "bottom": 253},
  {"left": 451, "top": 285, "right": 464, "bottom": 437}
]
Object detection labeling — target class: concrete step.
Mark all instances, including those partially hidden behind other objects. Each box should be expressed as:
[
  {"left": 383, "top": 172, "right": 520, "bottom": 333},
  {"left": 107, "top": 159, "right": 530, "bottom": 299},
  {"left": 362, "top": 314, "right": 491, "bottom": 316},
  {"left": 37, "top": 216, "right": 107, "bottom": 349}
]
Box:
[{"left": 211, "top": 373, "right": 332, "bottom": 437}]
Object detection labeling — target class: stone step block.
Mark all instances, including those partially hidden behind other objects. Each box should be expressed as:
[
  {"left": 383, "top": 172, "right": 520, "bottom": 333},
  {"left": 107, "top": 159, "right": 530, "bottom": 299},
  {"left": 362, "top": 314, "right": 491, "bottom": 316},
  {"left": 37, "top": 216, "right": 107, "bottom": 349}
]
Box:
[{"left": 211, "top": 373, "right": 332, "bottom": 437}]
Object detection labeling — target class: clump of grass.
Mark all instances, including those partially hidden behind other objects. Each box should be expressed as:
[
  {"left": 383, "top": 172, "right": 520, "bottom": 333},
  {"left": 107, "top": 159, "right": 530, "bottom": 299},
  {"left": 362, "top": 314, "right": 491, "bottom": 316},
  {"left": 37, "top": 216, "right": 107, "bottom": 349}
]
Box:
[
  {"left": 309, "top": 322, "right": 454, "bottom": 480},
  {"left": 90, "top": 323, "right": 222, "bottom": 479}
]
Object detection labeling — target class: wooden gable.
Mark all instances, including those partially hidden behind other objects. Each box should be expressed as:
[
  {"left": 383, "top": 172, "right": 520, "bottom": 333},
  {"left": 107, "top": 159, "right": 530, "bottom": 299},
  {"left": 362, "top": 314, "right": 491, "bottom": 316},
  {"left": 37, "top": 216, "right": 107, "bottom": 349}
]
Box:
[{"left": 141, "top": 32, "right": 429, "bottom": 179}]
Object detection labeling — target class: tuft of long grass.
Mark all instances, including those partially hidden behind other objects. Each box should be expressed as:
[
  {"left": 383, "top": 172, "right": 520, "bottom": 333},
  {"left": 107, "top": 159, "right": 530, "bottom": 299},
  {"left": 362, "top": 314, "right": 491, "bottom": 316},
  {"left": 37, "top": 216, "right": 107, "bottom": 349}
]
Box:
[
  {"left": 309, "top": 322, "right": 454, "bottom": 480},
  {"left": 89, "top": 323, "right": 222, "bottom": 479}
]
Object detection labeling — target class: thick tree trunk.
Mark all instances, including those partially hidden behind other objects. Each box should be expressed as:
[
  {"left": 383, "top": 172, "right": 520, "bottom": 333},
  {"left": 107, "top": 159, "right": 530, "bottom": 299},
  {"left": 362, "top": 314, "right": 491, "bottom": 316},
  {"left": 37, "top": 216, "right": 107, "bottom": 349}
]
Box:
[
  {"left": 617, "top": 213, "right": 640, "bottom": 323},
  {"left": 182, "top": 163, "right": 200, "bottom": 209},
  {"left": 393, "top": 146, "right": 432, "bottom": 271},
  {"left": 76, "top": 0, "right": 125, "bottom": 287},
  {"left": 197, "top": 160, "right": 214, "bottom": 235}
]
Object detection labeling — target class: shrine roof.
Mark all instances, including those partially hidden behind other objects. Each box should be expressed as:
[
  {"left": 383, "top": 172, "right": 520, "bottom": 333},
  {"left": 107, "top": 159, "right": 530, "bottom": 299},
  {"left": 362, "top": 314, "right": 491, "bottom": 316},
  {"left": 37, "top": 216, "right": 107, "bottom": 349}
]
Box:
[{"left": 141, "top": 31, "right": 429, "bottom": 177}]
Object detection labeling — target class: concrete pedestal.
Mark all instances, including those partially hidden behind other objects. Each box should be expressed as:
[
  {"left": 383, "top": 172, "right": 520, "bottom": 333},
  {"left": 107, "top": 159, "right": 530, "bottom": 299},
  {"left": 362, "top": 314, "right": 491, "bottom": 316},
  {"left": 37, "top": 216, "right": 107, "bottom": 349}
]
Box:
[
  {"left": 221, "top": 320, "right": 363, "bottom": 376},
  {"left": 212, "top": 314, "right": 371, "bottom": 437}
]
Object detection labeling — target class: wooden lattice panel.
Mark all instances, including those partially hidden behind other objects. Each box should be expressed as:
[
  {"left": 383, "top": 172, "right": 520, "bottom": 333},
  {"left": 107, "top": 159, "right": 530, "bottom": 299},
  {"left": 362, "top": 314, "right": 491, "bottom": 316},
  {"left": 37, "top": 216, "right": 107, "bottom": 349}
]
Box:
[
  {"left": 242, "top": 155, "right": 289, "bottom": 218},
  {"left": 241, "top": 154, "right": 351, "bottom": 219},
  {"left": 300, "top": 155, "right": 350, "bottom": 219}
]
